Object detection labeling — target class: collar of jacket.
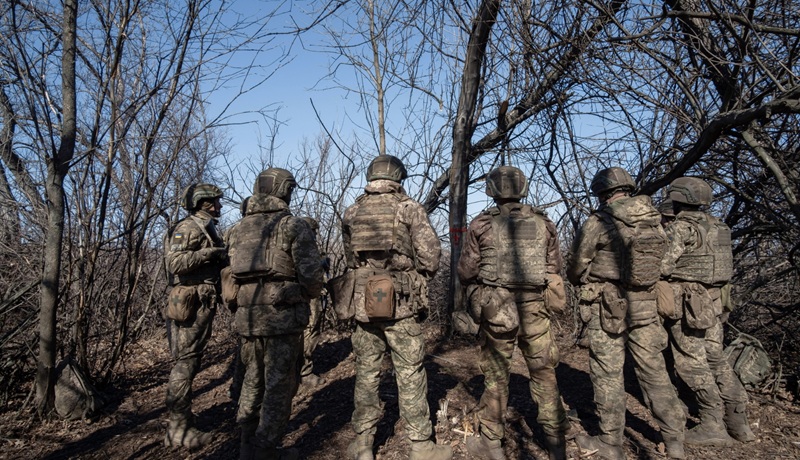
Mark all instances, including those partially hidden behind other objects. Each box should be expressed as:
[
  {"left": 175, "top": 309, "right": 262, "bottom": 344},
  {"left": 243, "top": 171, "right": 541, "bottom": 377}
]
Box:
[{"left": 365, "top": 179, "right": 405, "bottom": 194}]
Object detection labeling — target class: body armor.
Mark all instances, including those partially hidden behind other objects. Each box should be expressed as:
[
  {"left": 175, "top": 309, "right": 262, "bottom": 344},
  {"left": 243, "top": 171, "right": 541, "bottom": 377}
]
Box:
[
  {"left": 672, "top": 213, "right": 733, "bottom": 285},
  {"left": 228, "top": 211, "right": 296, "bottom": 281},
  {"left": 591, "top": 195, "right": 666, "bottom": 286},
  {"left": 348, "top": 193, "right": 414, "bottom": 258},
  {"left": 478, "top": 205, "right": 548, "bottom": 288}
]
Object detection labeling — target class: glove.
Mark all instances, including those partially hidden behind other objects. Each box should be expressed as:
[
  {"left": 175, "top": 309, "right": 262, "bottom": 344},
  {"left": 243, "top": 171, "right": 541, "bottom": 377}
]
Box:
[{"left": 199, "top": 247, "right": 227, "bottom": 262}]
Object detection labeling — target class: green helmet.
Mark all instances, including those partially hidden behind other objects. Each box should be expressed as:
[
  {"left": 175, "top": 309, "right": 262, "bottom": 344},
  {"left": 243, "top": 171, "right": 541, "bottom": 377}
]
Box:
[
  {"left": 668, "top": 177, "right": 712, "bottom": 206},
  {"left": 254, "top": 168, "right": 297, "bottom": 201},
  {"left": 486, "top": 166, "right": 529, "bottom": 200},
  {"left": 590, "top": 167, "right": 636, "bottom": 196},
  {"left": 181, "top": 183, "right": 223, "bottom": 211},
  {"left": 657, "top": 197, "right": 675, "bottom": 217},
  {"left": 366, "top": 155, "right": 407, "bottom": 182}
]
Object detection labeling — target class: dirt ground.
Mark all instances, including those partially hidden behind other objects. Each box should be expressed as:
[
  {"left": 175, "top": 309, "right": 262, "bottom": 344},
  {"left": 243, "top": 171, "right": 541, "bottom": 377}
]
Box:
[{"left": 2, "top": 312, "right": 800, "bottom": 460}]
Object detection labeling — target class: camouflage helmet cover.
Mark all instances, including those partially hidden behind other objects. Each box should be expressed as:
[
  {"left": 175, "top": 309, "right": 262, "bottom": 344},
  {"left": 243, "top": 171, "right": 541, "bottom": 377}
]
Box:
[
  {"left": 668, "top": 177, "right": 712, "bottom": 206},
  {"left": 255, "top": 167, "right": 297, "bottom": 199},
  {"left": 485, "top": 166, "right": 529, "bottom": 200},
  {"left": 366, "top": 155, "right": 407, "bottom": 182},
  {"left": 181, "top": 183, "right": 223, "bottom": 211},
  {"left": 590, "top": 167, "right": 636, "bottom": 196}
]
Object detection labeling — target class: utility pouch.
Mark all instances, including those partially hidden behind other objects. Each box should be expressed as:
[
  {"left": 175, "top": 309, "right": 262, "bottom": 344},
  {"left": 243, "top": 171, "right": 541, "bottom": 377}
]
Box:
[
  {"left": 600, "top": 283, "right": 627, "bottom": 334},
  {"left": 544, "top": 273, "right": 567, "bottom": 314},
  {"left": 329, "top": 270, "right": 357, "bottom": 320},
  {"left": 166, "top": 285, "right": 198, "bottom": 322},
  {"left": 364, "top": 273, "right": 396, "bottom": 320},
  {"left": 683, "top": 282, "right": 715, "bottom": 330},
  {"left": 654, "top": 281, "right": 675, "bottom": 319},
  {"left": 220, "top": 266, "right": 239, "bottom": 311}
]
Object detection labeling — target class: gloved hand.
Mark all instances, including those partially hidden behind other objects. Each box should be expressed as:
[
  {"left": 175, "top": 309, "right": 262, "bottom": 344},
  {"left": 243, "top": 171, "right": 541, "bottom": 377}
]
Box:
[{"left": 199, "top": 247, "right": 227, "bottom": 262}]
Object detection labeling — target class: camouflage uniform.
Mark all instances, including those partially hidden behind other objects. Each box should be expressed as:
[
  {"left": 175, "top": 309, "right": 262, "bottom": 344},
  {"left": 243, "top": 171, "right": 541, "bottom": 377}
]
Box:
[
  {"left": 342, "top": 179, "right": 441, "bottom": 444},
  {"left": 457, "top": 202, "right": 568, "bottom": 445},
  {"left": 662, "top": 209, "right": 749, "bottom": 440},
  {"left": 568, "top": 195, "right": 686, "bottom": 450},
  {"left": 225, "top": 192, "right": 324, "bottom": 455},
  {"left": 165, "top": 209, "right": 226, "bottom": 434}
]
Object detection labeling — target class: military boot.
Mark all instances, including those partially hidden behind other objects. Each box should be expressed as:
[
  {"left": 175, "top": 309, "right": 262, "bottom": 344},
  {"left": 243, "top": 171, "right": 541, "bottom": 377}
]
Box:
[
  {"left": 465, "top": 435, "right": 505, "bottom": 460},
  {"left": 544, "top": 433, "right": 566, "bottom": 460},
  {"left": 164, "top": 417, "right": 212, "bottom": 449},
  {"left": 725, "top": 404, "right": 756, "bottom": 442},
  {"left": 346, "top": 433, "right": 374, "bottom": 460},
  {"left": 663, "top": 437, "right": 685, "bottom": 459},
  {"left": 684, "top": 416, "right": 734, "bottom": 447},
  {"left": 574, "top": 435, "right": 624, "bottom": 460},
  {"left": 409, "top": 439, "right": 452, "bottom": 460},
  {"left": 239, "top": 420, "right": 258, "bottom": 460}
]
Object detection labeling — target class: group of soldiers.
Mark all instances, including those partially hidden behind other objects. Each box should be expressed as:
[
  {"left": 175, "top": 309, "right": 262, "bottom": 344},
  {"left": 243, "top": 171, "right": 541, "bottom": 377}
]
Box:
[{"left": 162, "top": 155, "right": 754, "bottom": 460}]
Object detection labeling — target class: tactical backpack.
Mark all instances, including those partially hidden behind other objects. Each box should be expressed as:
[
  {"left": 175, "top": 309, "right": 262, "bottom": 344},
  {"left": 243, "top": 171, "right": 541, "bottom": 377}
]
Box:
[
  {"left": 54, "top": 357, "right": 106, "bottom": 420},
  {"left": 724, "top": 331, "right": 772, "bottom": 389},
  {"left": 601, "top": 195, "right": 667, "bottom": 287}
]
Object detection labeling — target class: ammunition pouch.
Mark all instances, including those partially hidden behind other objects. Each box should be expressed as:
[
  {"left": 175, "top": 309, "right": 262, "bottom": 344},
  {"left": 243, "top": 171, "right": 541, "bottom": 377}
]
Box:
[
  {"left": 655, "top": 280, "right": 682, "bottom": 320},
  {"left": 220, "top": 266, "right": 239, "bottom": 312},
  {"left": 683, "top": 282, "right": 716, "bottom": 330}
]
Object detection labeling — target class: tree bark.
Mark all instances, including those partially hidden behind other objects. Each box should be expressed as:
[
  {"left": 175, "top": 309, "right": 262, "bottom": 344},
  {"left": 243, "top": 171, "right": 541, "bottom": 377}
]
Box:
[
  {"left": 448, "top": 0, "right": 501, "bottom": 328},
  {"left": 35, "top": 0, "right": 78, "bottom": 417}
]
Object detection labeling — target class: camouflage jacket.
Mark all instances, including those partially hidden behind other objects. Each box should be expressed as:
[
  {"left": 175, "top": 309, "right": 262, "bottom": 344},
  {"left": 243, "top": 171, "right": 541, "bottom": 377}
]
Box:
[
  {"left": 166, "top": 210, "right": 225, "bottom": 286},
  {"left": 225, "top": 193, "right": 324, "bottom": 336},
  {"left": 457, "top": 202, "right": 562, "bottom": 288}
]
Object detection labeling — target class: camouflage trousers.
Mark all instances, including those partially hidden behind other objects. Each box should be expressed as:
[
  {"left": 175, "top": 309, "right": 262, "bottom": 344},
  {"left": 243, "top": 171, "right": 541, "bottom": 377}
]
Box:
[
  {"left": 706, "top": 316, "right": 748, "bottom": 412},
  {"left": 666, "top": 317, "right": 725, "bottom": 422},
  {"left": 301, "top": 297, "right": 323, "bottom": 377},
  {"left": 165, "top": 291, "right": 216, "bottom": 421},
  {"left": 476, "top": 298, "right": 568, "bottom": 441},
  {"left": 351, "top": 316, "right": 433, "bottom": 441},
  {"left": 236, "top": 333, "right": 303, "bottom": 448},
  {"left": 587, "top": 302, "right": 685, "bottom": 446}
]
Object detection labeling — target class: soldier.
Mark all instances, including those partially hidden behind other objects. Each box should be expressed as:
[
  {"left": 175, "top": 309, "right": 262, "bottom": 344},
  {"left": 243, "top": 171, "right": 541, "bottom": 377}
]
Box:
[
  {"left": 300, "top": 216, "right": 328, "bottom": 388},
  {"left": 457, "top": 166, "right": 569, "bottom": 460},
  {"left": 225, "top": 168, "right": 324, "bottom": 460},
  {"left": 164, "top": 183, "right": 227, "bottom": 448},
  {"left": 660, "top": 177, "right": 755, "bottom": 444},
  {"left": 567, "top": 167, "right": 686, "bottom": 460},
  {"left": 342, "top": 155, "right": 451, "bottom": 460},
  {"left": 228, "top": 196, "right": 251, "bottom": 402}
]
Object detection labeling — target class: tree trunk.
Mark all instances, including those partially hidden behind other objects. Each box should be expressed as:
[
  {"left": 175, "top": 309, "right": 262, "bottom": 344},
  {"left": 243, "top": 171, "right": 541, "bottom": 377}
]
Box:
[
  {"left": 448, "top": 0, "right": 501, "bottom": 328},
  {"left": 35, "top": 0, "right": 78, "bottom": 417}
]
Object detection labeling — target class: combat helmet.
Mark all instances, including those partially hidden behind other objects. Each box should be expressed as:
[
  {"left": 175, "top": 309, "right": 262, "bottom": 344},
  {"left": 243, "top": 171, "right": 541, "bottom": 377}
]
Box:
[
  {"left": 590, "top": 167, "right": 636, "bottom": 197},
  {"left": 668, "top": 177, "right": 712, "bottom": 206},
  {"left": 181, "top": 183, "right": 223, "bottom": 211},
  {"left": 657, "top": 197, "right": 675, "bottom": 218},
  {"left": 255, "top": 168, "right": 297, "bottom": 202},
  {"left": 366, "top": 155, "right": 407, "bottom": 183},
  {"left": 486, "top": 166, "right": 529, "bottom": 200}
]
